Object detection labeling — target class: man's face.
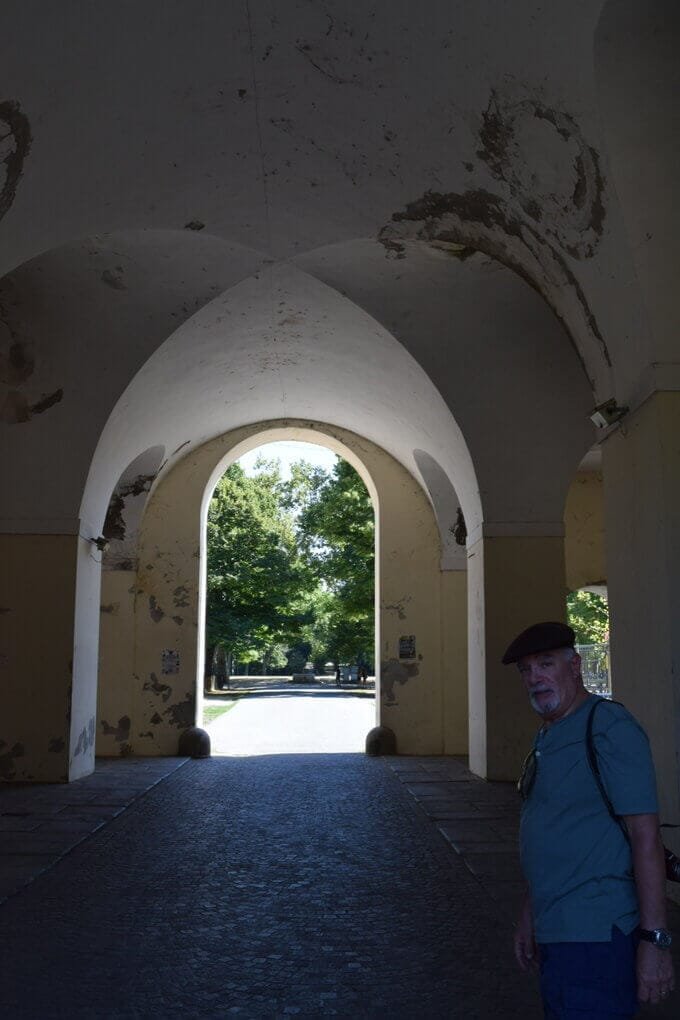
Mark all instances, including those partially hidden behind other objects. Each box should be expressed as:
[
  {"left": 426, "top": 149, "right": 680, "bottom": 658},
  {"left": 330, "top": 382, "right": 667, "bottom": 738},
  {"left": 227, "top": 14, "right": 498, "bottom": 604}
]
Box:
[{"left": 517, "top": 647, "right": 584, "bottom": 723}]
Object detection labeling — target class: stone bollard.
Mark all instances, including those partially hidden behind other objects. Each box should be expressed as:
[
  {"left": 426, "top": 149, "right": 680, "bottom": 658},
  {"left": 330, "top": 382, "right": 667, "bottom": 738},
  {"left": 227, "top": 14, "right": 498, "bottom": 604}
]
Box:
[
  {"left": 178, "top": 726, "right": 211, "bottom": 759},
  {"left": 365, "top": 725, "right": 396, "bottom": 756}
]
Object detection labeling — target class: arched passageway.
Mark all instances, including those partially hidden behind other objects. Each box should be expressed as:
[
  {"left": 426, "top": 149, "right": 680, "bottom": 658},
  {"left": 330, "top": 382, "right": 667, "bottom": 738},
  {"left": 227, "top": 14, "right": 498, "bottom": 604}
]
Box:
[
  {"left": 2, "top": 8, "right": 679, "bottom": 894},
  {"left": 2, "top": 233, "right": 596, "bottom": 786}
]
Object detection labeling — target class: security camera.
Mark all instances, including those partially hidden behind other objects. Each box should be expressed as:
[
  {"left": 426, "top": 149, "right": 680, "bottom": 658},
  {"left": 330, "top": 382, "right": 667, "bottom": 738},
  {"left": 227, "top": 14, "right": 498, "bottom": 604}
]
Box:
[{"left": 589, "top": 398, "right": 628, "bottom": 429}]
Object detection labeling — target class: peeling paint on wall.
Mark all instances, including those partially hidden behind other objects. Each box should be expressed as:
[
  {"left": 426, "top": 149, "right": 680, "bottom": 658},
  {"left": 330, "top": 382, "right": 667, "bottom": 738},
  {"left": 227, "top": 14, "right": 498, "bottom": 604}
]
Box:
[
  {"left": 0, "top": 269, "right": 67, "bottom": 424},
  {"left": 101, "top": 266, "right": 127, "bottom": 290},
  {"left": 72, "top": 716, "right": 96, "bottom": 757},
  {"left": 148, "top": 595, "right": 164, "bottom": 622},
  {"left": 381, "top": 596, "right": 412, "bottom": 620},
  {"left": 0, "top": 740, "right": 25, "bottom": 779},
  {"left": 29, "top": 388, "right": 64, "bottom": 414},
  {"left": 381, "top": 658, "right": 420, "bottom": 705},
  {"left": 452, "top": 507, "right": 467, "bottom": 546},
  {"left": 476, "top": 91, "right": 605, "bottom": 257},
  {"left": 378, "top": 89, "right": 612, "bottom": 380},
  {"left": 144, "top": 672, "right": 172, "bottom": 702},
  {"left": 164, "top": 693, "right": 194, "bottom": 729},
  {"left": 103, "top": 473, "right": 156, "bottom": 542},
  {"left": 0, "top": 330, "right": 34, "bottom": 385},
  {"left": 0, "top": 100, "right": 31, "bottom": 223},
  {"left": 100, "top": 715, "right": 131, "bottom": 742}
]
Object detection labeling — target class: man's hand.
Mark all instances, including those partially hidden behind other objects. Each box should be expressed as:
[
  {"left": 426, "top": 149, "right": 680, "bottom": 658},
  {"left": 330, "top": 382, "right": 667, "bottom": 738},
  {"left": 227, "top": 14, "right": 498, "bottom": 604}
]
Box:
[
  {"left": 637, "top": 942, "right": 675, "bottom": 1005},
  {"left": 624, "top": 814, "right": 675, "bottom": 1004},
  {"left": 514, "top": 892, "right": 539, "bottom": 973}
]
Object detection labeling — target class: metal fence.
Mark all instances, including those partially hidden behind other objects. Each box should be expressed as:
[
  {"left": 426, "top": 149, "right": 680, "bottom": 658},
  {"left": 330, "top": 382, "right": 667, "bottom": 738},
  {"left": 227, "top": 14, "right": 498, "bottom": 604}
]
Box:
[{"left": 577, "top": 642, "right": 611, "bottom": 698}]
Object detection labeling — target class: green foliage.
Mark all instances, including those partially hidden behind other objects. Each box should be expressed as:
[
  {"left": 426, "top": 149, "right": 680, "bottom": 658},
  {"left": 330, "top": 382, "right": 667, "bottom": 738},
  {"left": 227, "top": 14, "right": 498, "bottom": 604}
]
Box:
[
  {"left": 206, "top": 462, "right": 311, "bottom": 668},
  {"left": 566, "top": 589, "right": 609, "bottom": 644},
  {"left": 293, "top": 459, "right": 374, "bottom": 666},
  {"left": 203, "top": 703, "right": 237, "bottom": 724},
  {"left": 205, "top": 454, "right": 375, "bottom": 675}
]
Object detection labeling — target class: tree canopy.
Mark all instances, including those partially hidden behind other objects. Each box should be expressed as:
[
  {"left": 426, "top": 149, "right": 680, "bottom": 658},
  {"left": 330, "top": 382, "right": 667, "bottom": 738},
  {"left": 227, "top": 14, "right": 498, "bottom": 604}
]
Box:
[
  {"left": 205, "top": 461, "right": 311, "bottom": 672},
  {"left": 205, "top": 456, "right": 375, "bottom": 677},
  {"left": 566, "top": 589, "right": 609, "bottom": 644}
]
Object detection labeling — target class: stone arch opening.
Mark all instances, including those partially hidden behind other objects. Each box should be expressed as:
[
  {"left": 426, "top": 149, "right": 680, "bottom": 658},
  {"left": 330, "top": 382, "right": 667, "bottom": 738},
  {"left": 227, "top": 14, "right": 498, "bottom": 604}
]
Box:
[
  {"left": 198, "top": 433, "right": 378, "bottom": 754},
  {"left": 96, "top": 419, "right": 463, "bottom": 761}
]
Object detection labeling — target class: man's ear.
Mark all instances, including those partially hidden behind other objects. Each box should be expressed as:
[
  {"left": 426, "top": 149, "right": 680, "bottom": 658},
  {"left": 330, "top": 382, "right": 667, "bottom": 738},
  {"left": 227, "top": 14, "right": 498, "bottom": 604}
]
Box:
[{"left": 571, "top": 651, "right": 582, "bottom": 677}]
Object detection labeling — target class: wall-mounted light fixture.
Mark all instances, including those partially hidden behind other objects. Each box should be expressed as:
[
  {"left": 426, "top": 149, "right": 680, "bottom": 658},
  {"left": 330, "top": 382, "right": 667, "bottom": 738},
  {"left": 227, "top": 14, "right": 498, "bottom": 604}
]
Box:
[{"left": 589, "top": 398, "right": 628, "bottom": 430}]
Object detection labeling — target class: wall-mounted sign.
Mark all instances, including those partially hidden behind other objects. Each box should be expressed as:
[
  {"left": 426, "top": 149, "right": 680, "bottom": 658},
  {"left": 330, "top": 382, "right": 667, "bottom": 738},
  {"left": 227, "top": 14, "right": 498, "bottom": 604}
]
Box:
[
  {"left": 162, "top": 649, "right": 180, "bottom": 675},
  {"left": 399, "top": 635, "right": 416, "bottom": 659}
]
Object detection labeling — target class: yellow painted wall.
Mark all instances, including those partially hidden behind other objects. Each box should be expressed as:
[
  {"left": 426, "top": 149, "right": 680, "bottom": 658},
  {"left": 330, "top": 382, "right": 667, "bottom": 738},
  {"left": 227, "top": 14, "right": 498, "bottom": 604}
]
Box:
[
  {"left": 97, "top": 570, "right": 137, "bottom": 755},
  {"left": 0, "top": 534, "right": 77, "bottom": 781},
  {"left": 603, "top": 392, "right": 680, "bottom": 891},
  {"left": 564, "top": 470, "right": 606, "bottom": 592},
  {"left": 441, "top": 569, "right": 468, "bottom": 754},
  {"left": 468, "top": 534, "right": 568, "bottom": 780}
]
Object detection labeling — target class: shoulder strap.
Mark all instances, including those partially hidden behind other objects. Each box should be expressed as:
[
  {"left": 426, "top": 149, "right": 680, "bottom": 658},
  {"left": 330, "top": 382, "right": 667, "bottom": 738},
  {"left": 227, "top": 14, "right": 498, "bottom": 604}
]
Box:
[{"left": 585, "top": 697, "right": 631, "bottom": 845}]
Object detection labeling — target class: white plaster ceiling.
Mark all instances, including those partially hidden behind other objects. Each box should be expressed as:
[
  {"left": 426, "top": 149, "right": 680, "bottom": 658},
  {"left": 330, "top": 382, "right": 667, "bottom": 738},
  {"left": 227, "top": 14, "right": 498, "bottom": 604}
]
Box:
[
  {"left": 1, "top": 0, "right": 674, "bottom": 546},
  {"left": 0, "top": 0, "right": 663, "bottom": 401},
  {"left": 1, "top": 1, "right": 605, "bottom": 272}
]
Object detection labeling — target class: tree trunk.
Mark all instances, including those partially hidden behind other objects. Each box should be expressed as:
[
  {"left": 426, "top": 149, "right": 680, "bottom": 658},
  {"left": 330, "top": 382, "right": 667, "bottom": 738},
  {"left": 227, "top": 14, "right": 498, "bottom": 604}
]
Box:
[{"left": 204, "top": 642, "right": 216, "bottom": 694}]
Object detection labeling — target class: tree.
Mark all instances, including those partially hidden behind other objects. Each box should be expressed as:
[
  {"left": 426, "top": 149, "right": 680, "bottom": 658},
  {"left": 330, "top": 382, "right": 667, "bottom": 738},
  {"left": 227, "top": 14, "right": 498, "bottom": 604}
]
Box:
[
  {"left": 205, "top": 462, "right": 310, "bottom": 681},
  {"left": 290, "top": 458, "right": 375, "bottom": 668},
  {"left": 566, "top": 589, "right": 609, "bottom": 644},
  {"left": 205, "top": 455, "right": 376, "bottom": 682}
]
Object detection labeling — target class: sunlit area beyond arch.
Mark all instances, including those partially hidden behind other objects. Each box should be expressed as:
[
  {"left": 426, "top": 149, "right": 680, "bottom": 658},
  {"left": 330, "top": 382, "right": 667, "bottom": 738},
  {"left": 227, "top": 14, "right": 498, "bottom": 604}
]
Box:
[{"left": 201, "top": 440, "right": 377, "bottom": 754}]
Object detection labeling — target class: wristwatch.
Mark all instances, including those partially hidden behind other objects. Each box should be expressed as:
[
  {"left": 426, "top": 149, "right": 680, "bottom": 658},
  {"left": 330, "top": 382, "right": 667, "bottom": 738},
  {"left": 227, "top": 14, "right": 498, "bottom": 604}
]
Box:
[{"left": 638, "top": 928, "right": 673, "bottom": 949}]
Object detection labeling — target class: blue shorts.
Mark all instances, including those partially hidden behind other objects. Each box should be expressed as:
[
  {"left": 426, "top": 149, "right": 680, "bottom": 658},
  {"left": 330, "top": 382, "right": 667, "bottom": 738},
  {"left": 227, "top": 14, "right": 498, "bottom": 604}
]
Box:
[{"left": 539, "top": 925, "right": 639, "bottom": 1019}]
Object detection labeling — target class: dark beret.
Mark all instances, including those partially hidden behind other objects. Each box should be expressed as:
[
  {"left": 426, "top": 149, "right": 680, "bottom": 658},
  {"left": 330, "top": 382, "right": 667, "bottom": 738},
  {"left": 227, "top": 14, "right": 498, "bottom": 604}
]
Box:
[{"left": 502, "top": 621, "right": 576, "bottom": 665}]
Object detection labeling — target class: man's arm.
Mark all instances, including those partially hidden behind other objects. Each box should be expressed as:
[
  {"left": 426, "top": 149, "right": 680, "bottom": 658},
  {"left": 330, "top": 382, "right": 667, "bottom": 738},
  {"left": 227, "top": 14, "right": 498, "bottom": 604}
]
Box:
[
  {"left": 624, "top": 813, "right": 675, "bottom": 1004},
  {"left": 513, "top": 886, "right": 539, "bottom": 973}
]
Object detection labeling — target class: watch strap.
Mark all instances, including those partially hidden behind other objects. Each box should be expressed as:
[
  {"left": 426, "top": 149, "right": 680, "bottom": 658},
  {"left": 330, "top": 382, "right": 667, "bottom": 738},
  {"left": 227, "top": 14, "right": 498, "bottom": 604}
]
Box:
[{"left": 638, "top": 927, "right": 672, "bottom": 948}]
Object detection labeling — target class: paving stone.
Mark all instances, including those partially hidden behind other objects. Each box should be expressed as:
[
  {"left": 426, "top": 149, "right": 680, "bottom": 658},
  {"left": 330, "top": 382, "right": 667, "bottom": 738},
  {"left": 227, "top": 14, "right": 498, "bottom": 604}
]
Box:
[
  {"left": 0, "top": 833, "right": 82, "bottom": 855},
  {"left": 450, "top": 841, "right": 519, "bottom": 855},
  {"left": 436, "top": 820, "right": 502, "bottom": 842},
  {"left": 463, "top": 852, "right": 523, "bottom": 881}
]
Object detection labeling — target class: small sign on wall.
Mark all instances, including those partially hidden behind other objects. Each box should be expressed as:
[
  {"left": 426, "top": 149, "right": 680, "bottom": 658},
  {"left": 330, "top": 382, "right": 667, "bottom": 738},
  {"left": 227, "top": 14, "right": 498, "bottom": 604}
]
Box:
[
  {"left": 399, "top": 635, "right": 416, "bottom": 659},
  {"left": 162, "top": 649, "right": 180, "bottom": 675}
]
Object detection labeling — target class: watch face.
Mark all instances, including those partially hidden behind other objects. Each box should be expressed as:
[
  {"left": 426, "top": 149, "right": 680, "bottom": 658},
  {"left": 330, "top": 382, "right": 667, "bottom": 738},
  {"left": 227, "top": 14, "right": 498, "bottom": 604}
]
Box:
[{"left": 656, "top": 930, "right": 673, "bottom": 949}]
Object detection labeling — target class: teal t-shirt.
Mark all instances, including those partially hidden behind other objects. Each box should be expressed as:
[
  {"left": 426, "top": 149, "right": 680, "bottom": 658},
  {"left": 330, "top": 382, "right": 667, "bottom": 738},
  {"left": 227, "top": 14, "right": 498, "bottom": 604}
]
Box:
[{"left": 519, "top": 694, "right": 659, "bottom": 943}]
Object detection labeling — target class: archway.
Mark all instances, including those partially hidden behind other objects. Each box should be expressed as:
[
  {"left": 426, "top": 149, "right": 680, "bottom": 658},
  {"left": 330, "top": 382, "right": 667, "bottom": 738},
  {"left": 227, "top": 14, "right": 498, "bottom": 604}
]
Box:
[
  {"left": 201, "top": 438, "right": 376, "bottom": 753},
  {"left": 96, "top": 419, "right": 464, "bottom": 760}
]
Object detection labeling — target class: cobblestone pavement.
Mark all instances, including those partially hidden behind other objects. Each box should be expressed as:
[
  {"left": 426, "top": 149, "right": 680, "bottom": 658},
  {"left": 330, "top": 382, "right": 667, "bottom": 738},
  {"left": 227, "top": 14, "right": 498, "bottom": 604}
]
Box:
[
  {"left": 1, "top": 754, "right": 678, "bottom": 1019},
  {"left": 0, "top": 757, "right": 187, "bottom": 904}
]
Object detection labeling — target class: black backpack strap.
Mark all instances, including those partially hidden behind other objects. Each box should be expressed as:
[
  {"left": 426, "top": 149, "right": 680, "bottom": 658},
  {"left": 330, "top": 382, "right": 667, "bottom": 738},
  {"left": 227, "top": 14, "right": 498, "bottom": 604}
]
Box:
[{"left": 585, "top": 697, "right": 631, "bottom": 845}]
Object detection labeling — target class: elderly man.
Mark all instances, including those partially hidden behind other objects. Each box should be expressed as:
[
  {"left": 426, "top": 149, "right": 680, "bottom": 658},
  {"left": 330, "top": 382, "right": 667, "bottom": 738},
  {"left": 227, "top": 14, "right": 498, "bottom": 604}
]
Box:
[{"left": 505, "top": 621, "right": 674, "bottom": 1018}]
